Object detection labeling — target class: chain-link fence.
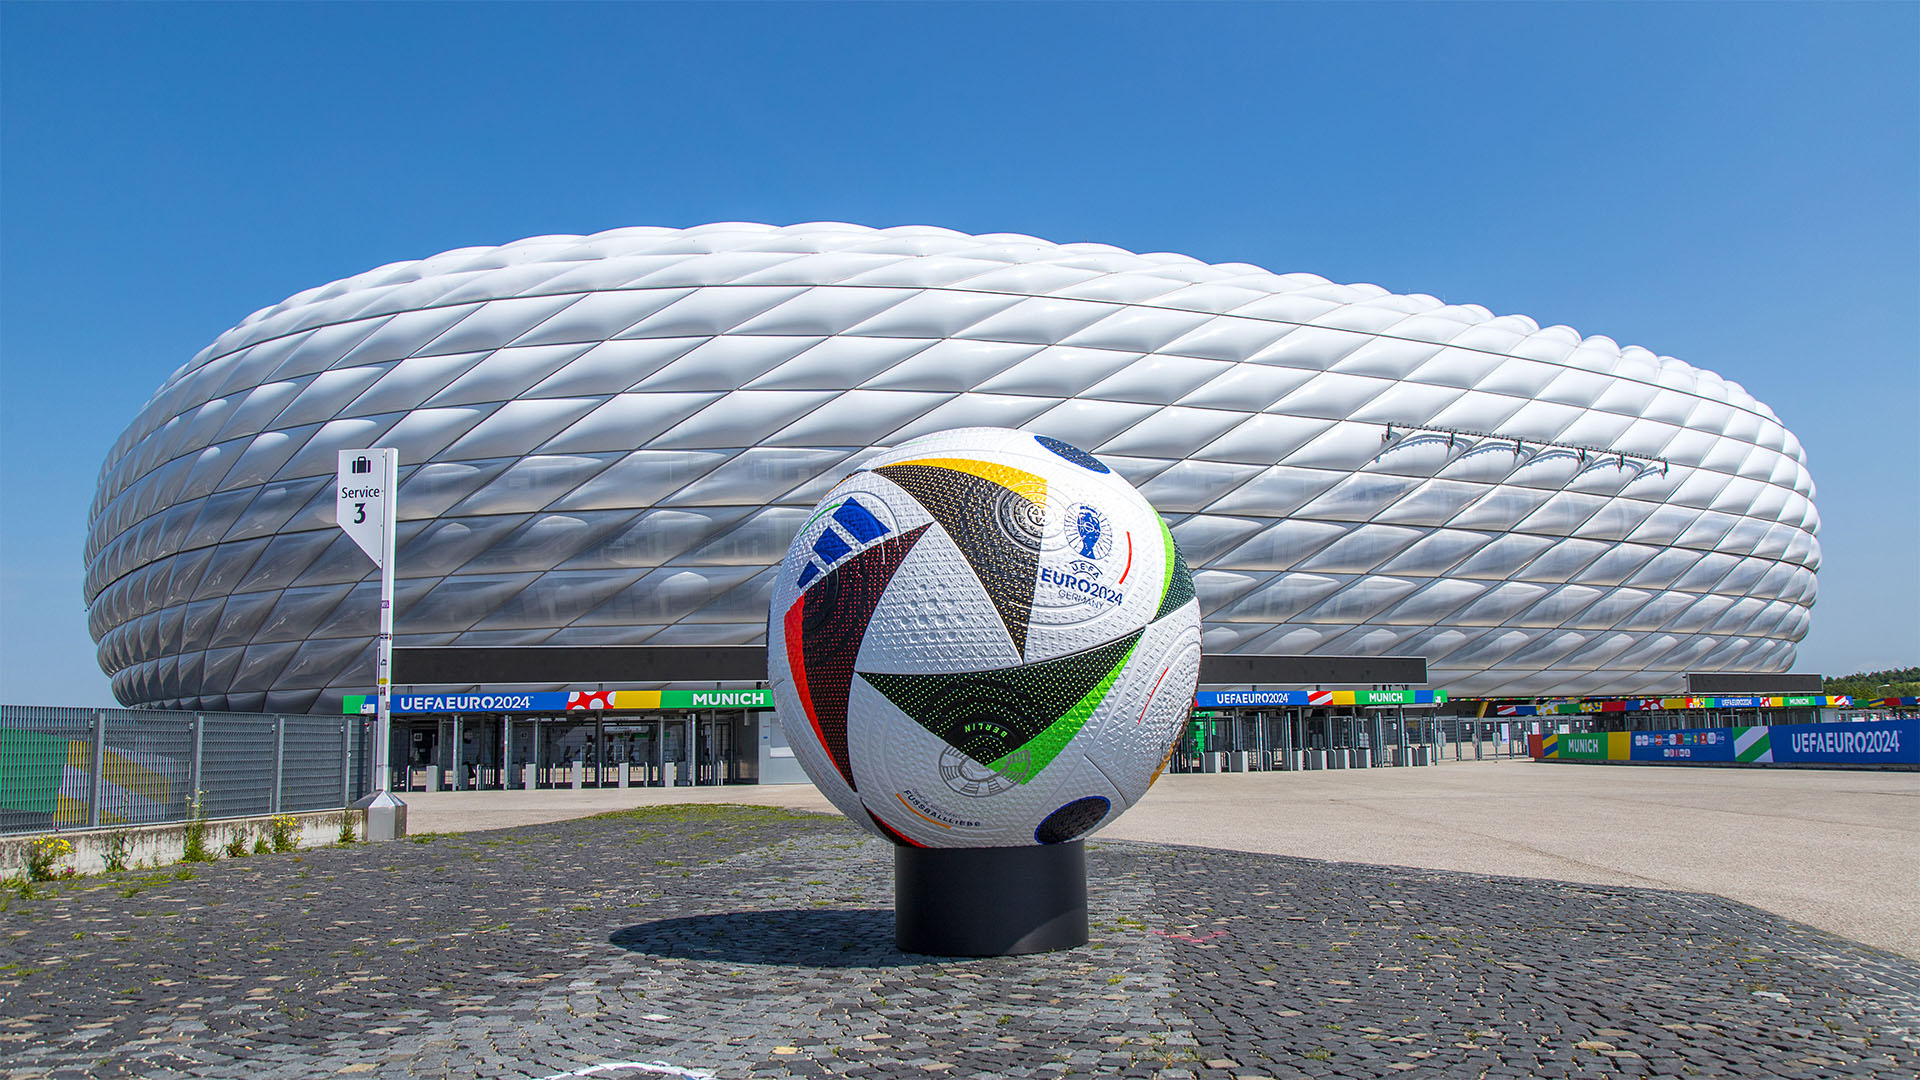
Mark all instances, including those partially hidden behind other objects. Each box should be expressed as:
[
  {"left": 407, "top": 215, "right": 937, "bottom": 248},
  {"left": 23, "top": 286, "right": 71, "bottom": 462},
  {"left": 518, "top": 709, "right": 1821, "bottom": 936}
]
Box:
[{"left": 0, "top": 705, "right": 369, "bottom": 836}]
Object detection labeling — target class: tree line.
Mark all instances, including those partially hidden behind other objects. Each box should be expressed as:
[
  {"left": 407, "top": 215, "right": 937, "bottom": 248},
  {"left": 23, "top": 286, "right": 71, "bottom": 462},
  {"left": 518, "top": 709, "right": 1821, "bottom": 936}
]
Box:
[{"left": 1824, "top": 666, "right": 1920, "bottom": 699}]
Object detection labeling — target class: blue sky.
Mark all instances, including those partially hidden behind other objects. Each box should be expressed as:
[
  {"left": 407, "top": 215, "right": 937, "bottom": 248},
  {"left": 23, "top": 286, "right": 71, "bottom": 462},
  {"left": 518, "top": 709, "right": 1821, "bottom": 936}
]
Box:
[{"left": 2, "top": 2, "right": 1914, "bottom": 706}]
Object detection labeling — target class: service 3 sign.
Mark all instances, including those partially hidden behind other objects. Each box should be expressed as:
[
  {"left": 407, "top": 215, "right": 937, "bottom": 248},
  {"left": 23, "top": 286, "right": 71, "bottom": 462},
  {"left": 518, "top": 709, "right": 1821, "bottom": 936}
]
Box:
[{"left": 336, "top": 449, "right": 396, "bottom": 567}]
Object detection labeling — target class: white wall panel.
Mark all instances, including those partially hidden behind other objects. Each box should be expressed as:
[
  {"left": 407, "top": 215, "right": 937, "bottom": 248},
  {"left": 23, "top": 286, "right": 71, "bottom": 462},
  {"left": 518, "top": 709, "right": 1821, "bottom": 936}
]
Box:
[
  {"left": 511, "top": 288, "right": 694, "bottom": 347},
  {"left": 975, "top": 345, "right": 1136, "bottom": 397},
  {"left": 523, "top": 338, "right": 706, "bottom": 397}
]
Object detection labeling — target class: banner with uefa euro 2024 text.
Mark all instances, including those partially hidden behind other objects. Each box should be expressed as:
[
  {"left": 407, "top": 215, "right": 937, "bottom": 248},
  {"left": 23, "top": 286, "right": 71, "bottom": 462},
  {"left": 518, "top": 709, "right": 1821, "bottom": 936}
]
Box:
[
  {"left": 1768, "top": 720, "right": 1915, "bottom": 765},
  {"left": 1630, "top": 720, "right": 1915, "bottom": 766}
]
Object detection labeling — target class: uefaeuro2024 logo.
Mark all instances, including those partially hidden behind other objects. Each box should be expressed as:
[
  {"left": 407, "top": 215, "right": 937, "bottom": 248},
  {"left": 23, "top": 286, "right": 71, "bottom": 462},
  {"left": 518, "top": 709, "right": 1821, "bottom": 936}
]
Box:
[{"left": 1036, "top": 501, "right": 1126, "bottom": 609}]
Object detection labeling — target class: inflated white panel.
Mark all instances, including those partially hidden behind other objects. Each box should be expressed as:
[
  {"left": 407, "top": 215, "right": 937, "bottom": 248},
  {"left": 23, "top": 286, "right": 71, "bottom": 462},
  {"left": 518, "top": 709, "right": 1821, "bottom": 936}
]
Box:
[
  {"left": 630, "top": 336, "right": 822, "bottom": 393},
  {"left": 1138, "top": 460, "right": 1265, "bottom": 514},
  {"left": 511, "top": 288, "right": 694, "bottom": 347},
  {"left": 89, "top": 223, "right": 1817, "bottom": 710},
  {"left": 418, "top": 294, "right": 582, "bottom": 357},
  {"left": 448, "top": 456, "right": 615, "bottom": 516},
  {"left": 277, "top": 367, "right": 391, "bottom": 428},
  {"left": 619, "top": 286, "right": 808, "bottom": 337},
  {"left": 421, "top": 344, "right": 593, "bottom": 407},
  {"left": 881, "top": 393, "right": 1057, "bottom": 443},
  {"left": 976, "top": 345, "right": 1137, "bottom": 397},
  {"left": 524, "top": 338, "right": 705, "bottom": 398},
  {"left": 761, "top": 390, "right": 949, "bottom": 447},
  {"left": 730, "top": 286, "right": 917, "bottom": 336},
  {"left": 747, "top": 337, "right": 931, "bottom": 391},
  {"left": 441, "top": 398, "right": 599, "bottom": 460},
  {"left": 858, "top": 338, "right": 1036, "bottom": 392}
]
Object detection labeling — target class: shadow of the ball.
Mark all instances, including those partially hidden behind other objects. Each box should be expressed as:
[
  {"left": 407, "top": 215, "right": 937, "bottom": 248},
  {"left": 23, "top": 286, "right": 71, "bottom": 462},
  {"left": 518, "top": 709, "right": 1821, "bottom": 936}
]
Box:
[{"left": 610, "top": 909, "right": 941, "bottom": 968}]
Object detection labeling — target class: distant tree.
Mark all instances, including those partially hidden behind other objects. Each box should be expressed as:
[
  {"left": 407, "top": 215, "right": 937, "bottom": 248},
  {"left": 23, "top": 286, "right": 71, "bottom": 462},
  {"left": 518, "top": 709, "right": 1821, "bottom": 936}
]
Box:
[{"left": 1824, "top": 666, "right": 1920, "bottom": 699}]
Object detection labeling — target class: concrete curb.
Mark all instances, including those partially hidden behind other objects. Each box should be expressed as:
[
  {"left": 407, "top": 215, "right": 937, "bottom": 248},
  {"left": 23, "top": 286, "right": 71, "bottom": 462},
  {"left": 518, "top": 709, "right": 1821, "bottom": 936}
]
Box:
[{"left": 1, "top": 808, "right": 358, "bottom": 877}]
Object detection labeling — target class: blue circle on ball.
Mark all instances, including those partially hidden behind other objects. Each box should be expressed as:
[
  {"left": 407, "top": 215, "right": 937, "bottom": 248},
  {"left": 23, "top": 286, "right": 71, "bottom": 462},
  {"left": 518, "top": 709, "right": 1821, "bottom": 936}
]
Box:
[
  {"left": 1036, "top": 795, "right": 1111, "bottom": 844},
  {"left": 1033, "top": 434, "right": 1110, "bottom": 473}
]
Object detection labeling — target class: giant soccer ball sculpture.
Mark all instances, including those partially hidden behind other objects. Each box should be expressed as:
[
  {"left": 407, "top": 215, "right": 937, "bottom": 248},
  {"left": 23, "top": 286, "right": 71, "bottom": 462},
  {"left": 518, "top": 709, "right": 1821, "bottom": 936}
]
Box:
[{"left": 769, "top": 427, "right": 1202, "bottom": 954}]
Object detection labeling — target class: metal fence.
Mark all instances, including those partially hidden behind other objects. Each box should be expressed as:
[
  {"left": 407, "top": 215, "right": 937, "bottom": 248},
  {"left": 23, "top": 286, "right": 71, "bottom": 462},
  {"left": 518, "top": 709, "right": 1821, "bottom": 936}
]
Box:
[{"left": 0, "top": 705, "right": 369, "bottom": 836}]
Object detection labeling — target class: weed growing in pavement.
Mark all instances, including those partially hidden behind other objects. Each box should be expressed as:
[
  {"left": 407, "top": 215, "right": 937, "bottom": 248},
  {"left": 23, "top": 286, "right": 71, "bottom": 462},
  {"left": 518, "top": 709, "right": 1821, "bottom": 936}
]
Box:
[
  {"left": 337, "top": 815, "right": 357, "bottom": 845},
  {"left": 224, "top": 830, "right": 249, "bottom": 859},
  {"left": 102, "top": 830, "right": 134, "bottom": 872},
  {"left": 25, "top": 836, "right": 75, "bottom": 881},
  {"left": 253, "top": 835, "right": 270, "bottom": 855},
  {"left": 267, "top": 814, "right": 299, "bottom": 852},
  {"left": 180, "top": 791, "right": 215, "bottom": 863}
]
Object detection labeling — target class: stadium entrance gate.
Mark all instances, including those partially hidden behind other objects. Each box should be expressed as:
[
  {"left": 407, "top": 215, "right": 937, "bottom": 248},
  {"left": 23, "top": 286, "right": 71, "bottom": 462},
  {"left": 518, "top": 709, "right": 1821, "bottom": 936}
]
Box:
[{"left": 390, "top": 710, "right": 761, "bottom": 791}]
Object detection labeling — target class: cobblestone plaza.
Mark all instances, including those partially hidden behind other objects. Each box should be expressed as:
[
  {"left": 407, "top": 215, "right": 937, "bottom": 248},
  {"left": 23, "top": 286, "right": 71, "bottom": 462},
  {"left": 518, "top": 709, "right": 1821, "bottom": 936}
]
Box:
[{"left": 3, "top": 805, "right": 1915, "bottom": 1079}]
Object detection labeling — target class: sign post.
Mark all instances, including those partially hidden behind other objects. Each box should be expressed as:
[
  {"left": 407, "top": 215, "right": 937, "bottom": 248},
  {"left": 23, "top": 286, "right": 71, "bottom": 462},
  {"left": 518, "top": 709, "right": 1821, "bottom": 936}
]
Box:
[{"left": 337, "top": 448, "right": 406, "bottom": 841}]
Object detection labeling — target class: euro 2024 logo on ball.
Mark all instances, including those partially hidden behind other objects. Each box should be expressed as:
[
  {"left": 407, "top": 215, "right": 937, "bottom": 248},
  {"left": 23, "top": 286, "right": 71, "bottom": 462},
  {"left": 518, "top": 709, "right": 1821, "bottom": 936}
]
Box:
[
  {"left": 1039, "top": 500, "right": 1125, "bottom": 613},
  {"left": 767, "top": 426, "right": 1203, "bottom": 850},
  {"left": 1065, "top": 501, "right": 1113, "bottom": 579}
]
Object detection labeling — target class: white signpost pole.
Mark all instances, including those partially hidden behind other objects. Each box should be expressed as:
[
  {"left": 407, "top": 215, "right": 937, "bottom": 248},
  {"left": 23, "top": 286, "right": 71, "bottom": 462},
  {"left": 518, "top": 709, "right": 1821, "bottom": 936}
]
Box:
[
  {"left": 373, "top": 449, "right": 397, "bottom": 788},
  {"left": 337, "top": 448, "right": 406, "bottom": 840}
]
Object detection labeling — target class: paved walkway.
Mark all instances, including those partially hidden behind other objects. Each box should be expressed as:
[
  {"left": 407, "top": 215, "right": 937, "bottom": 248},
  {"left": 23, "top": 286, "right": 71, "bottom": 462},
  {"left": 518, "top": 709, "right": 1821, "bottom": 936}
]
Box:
[
  {"left": 402, "top": 760, "right": 1920, "bottom": 957},
  {"left": 4, "top": 806, "right": 1917, "bottom": 1079}
]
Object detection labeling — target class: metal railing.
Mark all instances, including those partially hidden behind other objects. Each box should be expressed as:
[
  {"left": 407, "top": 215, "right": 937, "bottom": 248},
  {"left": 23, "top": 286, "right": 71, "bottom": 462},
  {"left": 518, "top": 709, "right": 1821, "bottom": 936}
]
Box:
[{"left": 0, "top": 705, "right": 369, "bottom": 836}]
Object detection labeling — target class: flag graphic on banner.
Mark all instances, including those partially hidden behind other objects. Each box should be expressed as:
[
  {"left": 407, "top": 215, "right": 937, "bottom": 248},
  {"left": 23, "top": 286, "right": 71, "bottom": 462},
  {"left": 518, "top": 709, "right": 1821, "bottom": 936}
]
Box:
[{"left": 1734, "top": 726, "right": 1772, "bottom": 763}]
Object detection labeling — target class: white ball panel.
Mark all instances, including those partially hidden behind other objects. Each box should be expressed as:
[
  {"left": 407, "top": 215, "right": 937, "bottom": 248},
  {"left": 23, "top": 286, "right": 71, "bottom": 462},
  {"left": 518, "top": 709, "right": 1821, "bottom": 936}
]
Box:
[
  {"left": 856, "top": 537, "right": 1024, "bottom": 675},
  {"left": 1081, "top": 604, "right": 1204, "bottom": 803}
]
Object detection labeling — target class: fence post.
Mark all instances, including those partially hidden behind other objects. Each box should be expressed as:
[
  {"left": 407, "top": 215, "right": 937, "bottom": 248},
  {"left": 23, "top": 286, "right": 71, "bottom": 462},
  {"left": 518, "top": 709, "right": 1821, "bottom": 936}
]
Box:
[
  {"left": 271, "top": 715, "right": 286, "bottom": 815},
  {"left": 189, "top": 715, "right": 205, "bottom": 816},
  {"left": 340, "top": 721, "right": 353, "bottom": 809},
  {"left": 501, "top": 716, "right": 513, "bottom": 791},
  {"left": 88, "top": 709, "right": 107, "bottom": 829}
]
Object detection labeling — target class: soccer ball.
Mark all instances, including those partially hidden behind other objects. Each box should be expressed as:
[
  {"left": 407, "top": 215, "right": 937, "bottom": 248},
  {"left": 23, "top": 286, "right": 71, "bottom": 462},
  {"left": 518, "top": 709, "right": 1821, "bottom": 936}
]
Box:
[{"left": 768, "top": 427, "right": 1202, "bottom": 848}]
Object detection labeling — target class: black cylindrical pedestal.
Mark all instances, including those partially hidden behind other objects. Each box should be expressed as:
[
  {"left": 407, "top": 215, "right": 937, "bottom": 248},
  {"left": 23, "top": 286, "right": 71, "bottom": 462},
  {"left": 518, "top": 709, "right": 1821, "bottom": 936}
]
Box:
[{"left": 895, "top": 842, "right": 1087, "bottom": 956}]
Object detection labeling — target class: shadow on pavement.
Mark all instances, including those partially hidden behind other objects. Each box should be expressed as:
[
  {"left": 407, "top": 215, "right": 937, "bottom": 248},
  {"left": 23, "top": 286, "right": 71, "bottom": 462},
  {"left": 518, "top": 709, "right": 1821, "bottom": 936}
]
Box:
[{"left": 610, "top": 908, "right": 929, "bottom": 967}]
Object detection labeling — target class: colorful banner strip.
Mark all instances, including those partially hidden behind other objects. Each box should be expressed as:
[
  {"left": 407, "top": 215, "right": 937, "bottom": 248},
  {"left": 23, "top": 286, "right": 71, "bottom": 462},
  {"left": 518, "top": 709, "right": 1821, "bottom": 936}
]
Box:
[
  {"left": 344, "top": 688, "right": 773, "bottom": 715},
  {"left": 1494, "top": 694, "right": 1853, "bottom": 717},
  {"left": 1193, "top": 690, "right": 1447, "bottom": 707}
]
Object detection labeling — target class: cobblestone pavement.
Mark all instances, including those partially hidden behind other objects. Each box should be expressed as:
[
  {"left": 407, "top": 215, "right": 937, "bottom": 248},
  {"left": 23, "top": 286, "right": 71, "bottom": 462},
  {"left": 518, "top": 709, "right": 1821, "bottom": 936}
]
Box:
[{"left": 3, "top": 806, "right": 1916, "bottom": 1079}]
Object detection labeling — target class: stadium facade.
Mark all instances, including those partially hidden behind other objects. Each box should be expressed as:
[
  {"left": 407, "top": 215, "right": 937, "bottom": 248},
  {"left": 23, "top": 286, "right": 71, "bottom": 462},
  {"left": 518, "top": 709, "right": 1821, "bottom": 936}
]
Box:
[{"left": 87, "top": 223, "right": 1819, "bottom": 715}]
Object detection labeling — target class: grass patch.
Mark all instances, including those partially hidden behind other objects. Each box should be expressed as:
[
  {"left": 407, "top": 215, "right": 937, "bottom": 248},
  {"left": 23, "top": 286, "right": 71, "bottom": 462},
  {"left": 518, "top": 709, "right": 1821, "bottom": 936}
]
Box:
[
  {"left": 591, "top": 804, "right": 824, "bottom": 825},
  {"left": 113, "top": 867, "right": 196, "bottom": 899}
]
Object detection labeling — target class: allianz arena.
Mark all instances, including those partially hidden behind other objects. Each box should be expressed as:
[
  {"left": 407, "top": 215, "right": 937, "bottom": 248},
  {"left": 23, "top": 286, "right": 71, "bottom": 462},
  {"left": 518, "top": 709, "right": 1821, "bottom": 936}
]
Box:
[{"left": 86, "top": 223, "right": 1820, "bottom": 713}]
